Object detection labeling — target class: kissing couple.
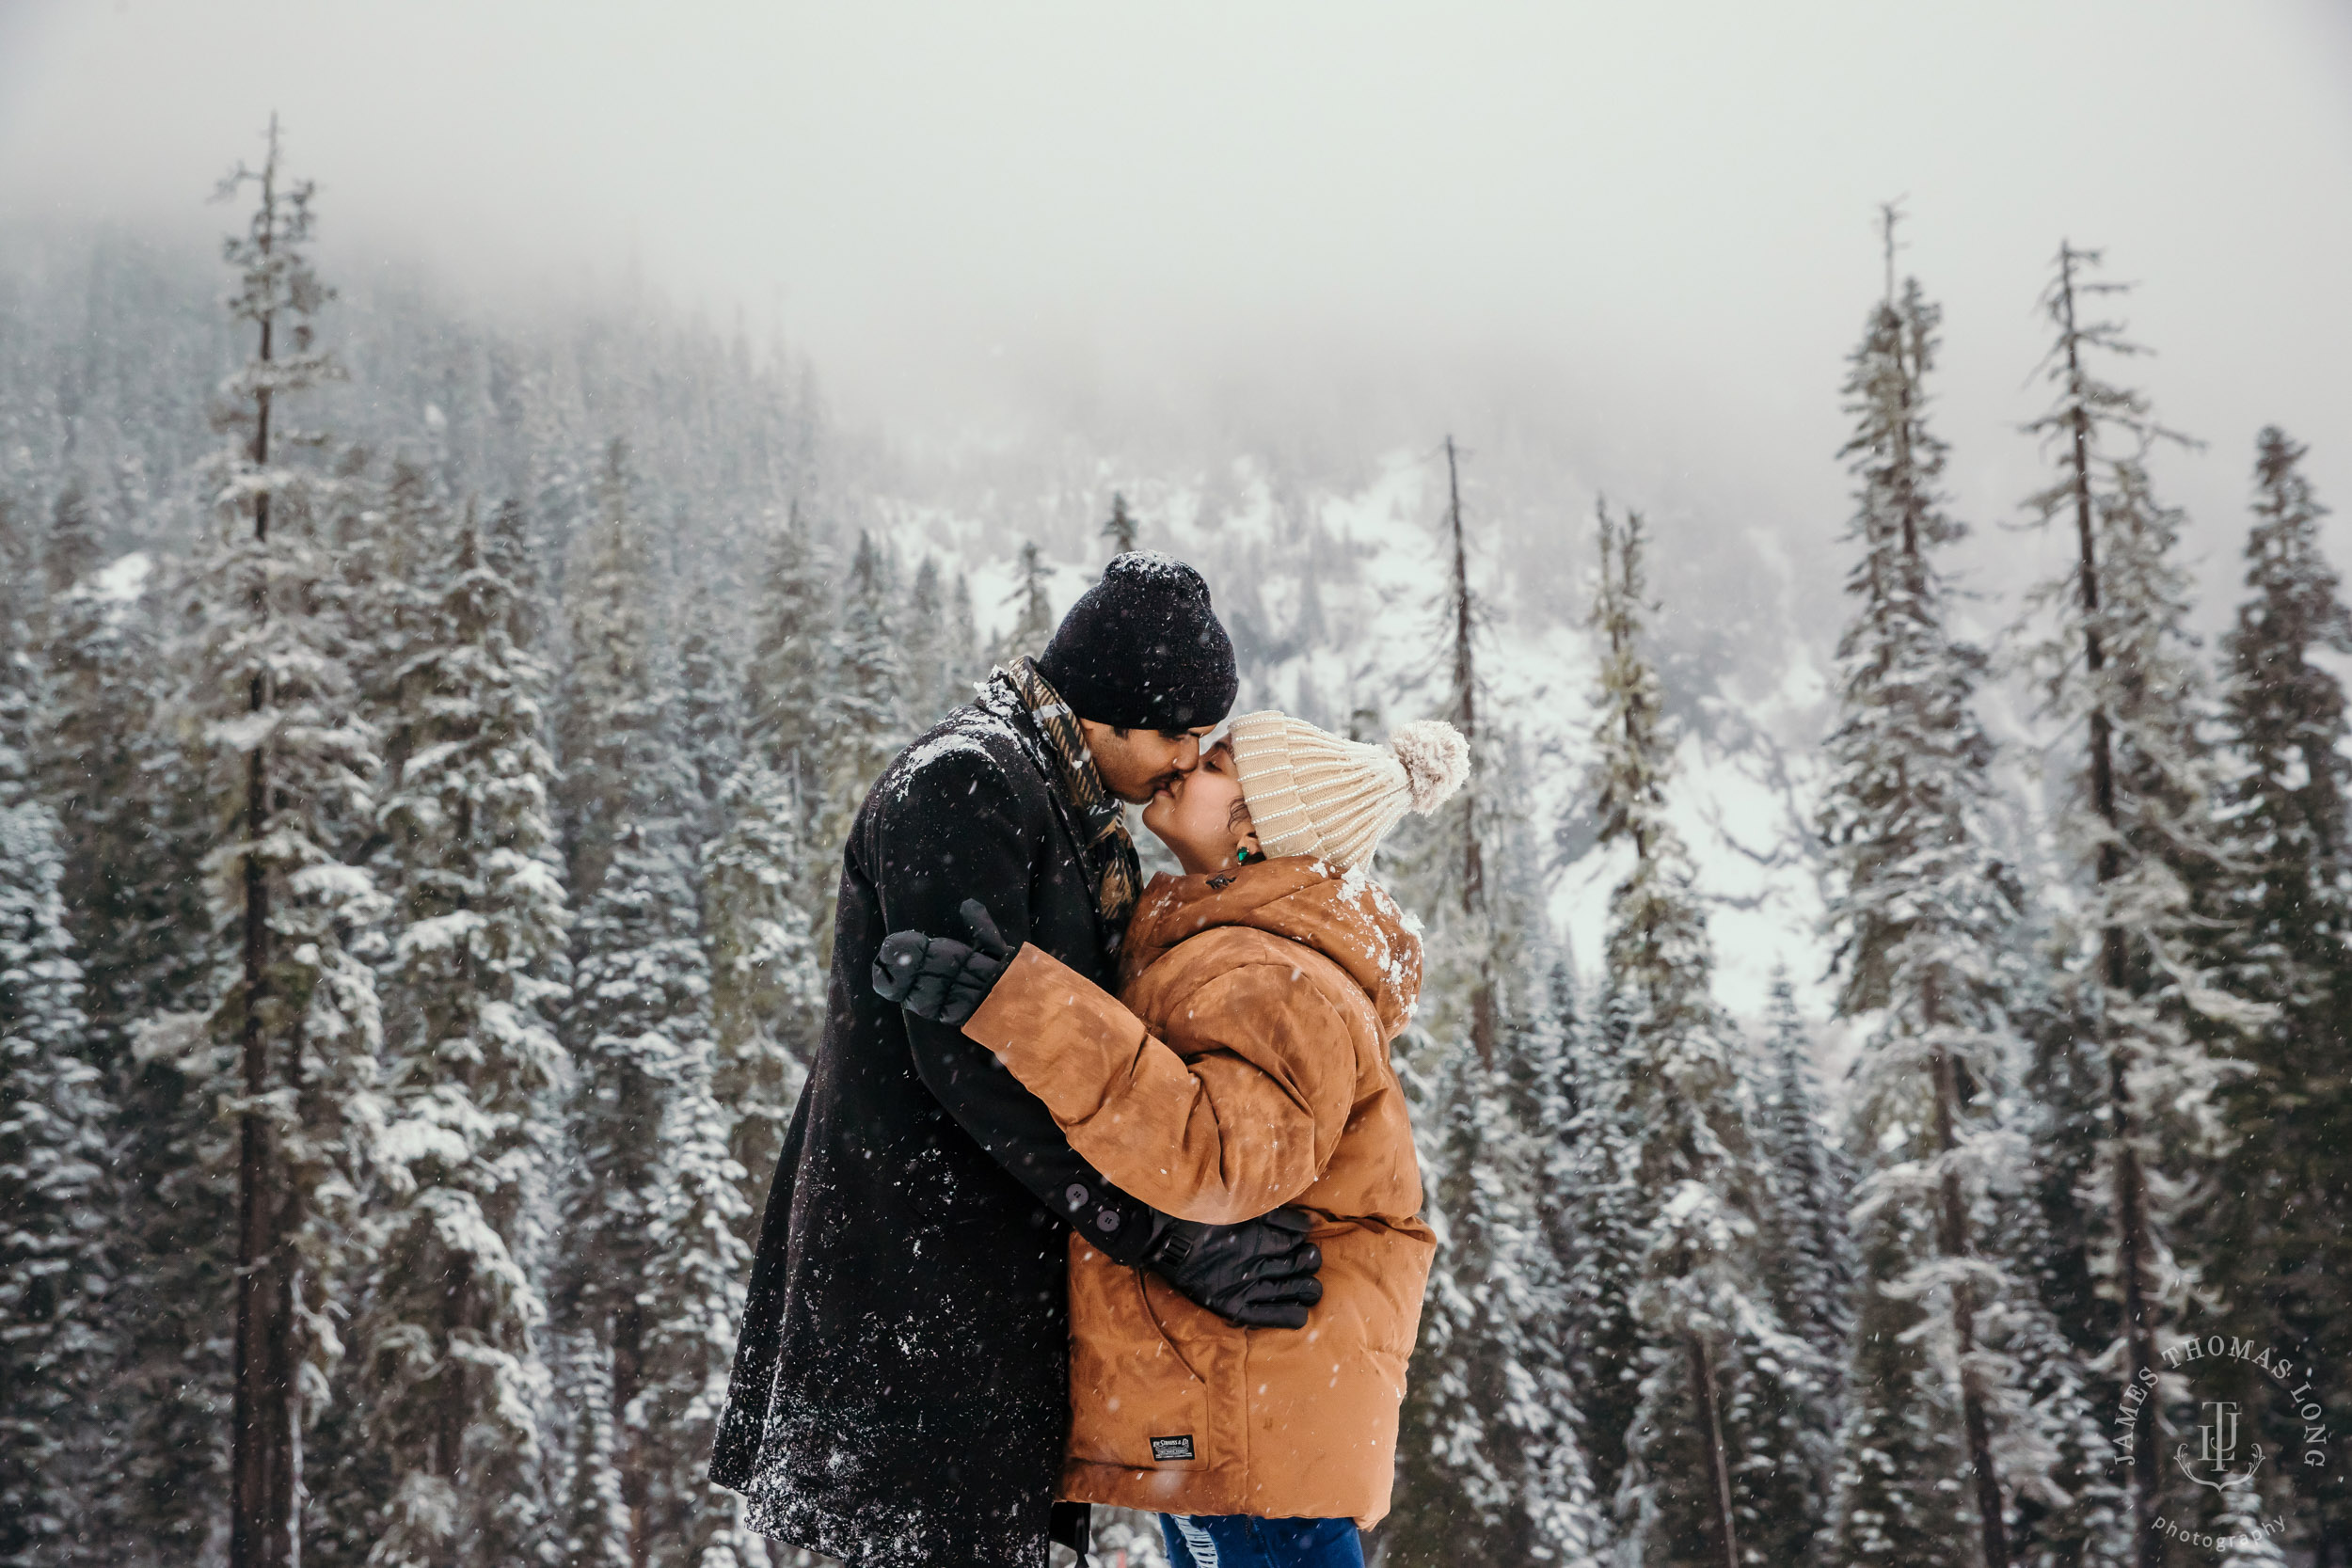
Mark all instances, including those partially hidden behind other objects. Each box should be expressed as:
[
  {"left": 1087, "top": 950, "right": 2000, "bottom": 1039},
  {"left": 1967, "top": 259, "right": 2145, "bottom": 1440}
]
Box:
[{"left": 713, "top": 553, "right": 1468, "bottom": 1568}]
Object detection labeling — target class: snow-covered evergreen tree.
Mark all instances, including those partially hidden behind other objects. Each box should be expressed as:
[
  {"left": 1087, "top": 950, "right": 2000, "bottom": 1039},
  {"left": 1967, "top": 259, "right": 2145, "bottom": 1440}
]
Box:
[
  {"left": 1389, "top": 445, "right": 1597, "bottom": 1566},
  {"left": 814, "top": 530, "right": 905, "bottom": 923},
  {"left": 35, "top": 538, "right": 227, "bottom": 1566},
  {"left": 1103, "top": 491, "right": 1139, "bottom": 556},
  {"left": 1753, "top": 977, "right": 1854, "bottom": 1392},
  {"left": 635, "top": 1041, "right": 756, "bottom": 1568},
  {"left": 701, "top": 758, "right": 821, "bottom": 1246},
  {"left": 359, "top": 501, "right": 570, "bottom": 1568},
  {"left": 991, "top": 538, "right": 1057, "bottom": 670},
  {"left": 1999, "top": 984, "right": 2134, "bottom": 1568},
  {"left": 1560, "top": 984, "right": 1646, "bottom": 1519},
  {"left": 2020, "top": 243, "right": 2247, "bottom": 1560},
  {"left": 560, "top": 781, "right": 711, "bottom": 1568},
  {"left": 739, "top": 505, "right": 834, "bottom": 926},
  {"left": 1587, "top": 504, "right": 1827, "bottom": 1568},
  {"left": 553, "top": 468, "right": 715, "bottom": 1566},
  {"left": 1829, "top": 1204, "right": 1972, "bottom": 1568},
  {"left": 557, "top": 439, "right": 666, "bottom": 906},
  {"left": 901, "top": 555, "right": 950, "bottom": 730},
  {"left": 676, "top": 576, "right": 744, "bottom": 837},
  {"left": 184, "top": 119, "right": 389, "bottom": 1568},
  {"left": 2196, "top": 425, "right": 2352, "bottom": 1555},
  {"left": 0, "top": 541, "right": 116, "bottom": 1568},
  {"left": 946, "top": 574, "right": 980, "bottom": 696},
  {"left": 1820, "top": 239, "right": 2026, "bottom": 1568}
]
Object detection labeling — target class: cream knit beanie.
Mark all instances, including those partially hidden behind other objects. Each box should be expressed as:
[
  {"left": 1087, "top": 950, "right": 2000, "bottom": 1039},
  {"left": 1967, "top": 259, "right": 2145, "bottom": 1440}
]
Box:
[{"left": 1226, "top": 711, "right": 1471, "bottom": 871}]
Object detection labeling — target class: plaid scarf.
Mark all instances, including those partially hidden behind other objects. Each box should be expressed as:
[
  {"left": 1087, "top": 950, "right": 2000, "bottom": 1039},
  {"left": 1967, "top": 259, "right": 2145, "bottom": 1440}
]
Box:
[{"left": 1000, "top": 656, "right": 1142, "bottom": 939}]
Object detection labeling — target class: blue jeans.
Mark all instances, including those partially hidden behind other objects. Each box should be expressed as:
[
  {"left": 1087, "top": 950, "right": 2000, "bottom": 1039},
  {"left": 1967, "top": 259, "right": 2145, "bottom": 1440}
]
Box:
[{"left": 1158, "top": 1513, "right": 1363, "bottom": 1568}]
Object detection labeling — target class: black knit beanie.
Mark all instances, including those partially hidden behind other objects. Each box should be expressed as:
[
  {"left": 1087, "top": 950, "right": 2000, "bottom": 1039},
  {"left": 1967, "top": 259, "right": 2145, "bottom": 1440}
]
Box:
[{"left": 1036, "top": 552, "right": 1238, "bottom": 730}]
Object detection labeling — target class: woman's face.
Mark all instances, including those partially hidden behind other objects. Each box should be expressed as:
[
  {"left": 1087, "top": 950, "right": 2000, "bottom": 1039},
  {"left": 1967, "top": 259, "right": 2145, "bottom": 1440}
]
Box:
[{"left": 1140, "top": 739, "right": 1259, "bottom": 876}]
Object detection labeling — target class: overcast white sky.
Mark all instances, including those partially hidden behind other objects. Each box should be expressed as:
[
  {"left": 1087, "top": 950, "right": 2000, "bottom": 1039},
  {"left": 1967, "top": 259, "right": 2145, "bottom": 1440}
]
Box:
[{"left": 4, "top": 2, "right": 2350, "bottom": 598}]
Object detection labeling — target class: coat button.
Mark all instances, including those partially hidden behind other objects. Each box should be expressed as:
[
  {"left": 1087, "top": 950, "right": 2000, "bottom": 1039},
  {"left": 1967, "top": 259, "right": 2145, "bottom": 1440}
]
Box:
[
  {"left": 1096, "top": 1209, "right": 1121, "bottom": 1233},
  {"left": 1064, "top": 1183, "right": 1089, "bottom": 1211}
]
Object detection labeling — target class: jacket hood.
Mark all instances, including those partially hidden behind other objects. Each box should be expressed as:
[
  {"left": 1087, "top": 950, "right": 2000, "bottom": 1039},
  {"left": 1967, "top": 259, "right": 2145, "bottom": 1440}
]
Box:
[{"left": 1120, "top": 855, "right": 1423, "bottom": 1037}]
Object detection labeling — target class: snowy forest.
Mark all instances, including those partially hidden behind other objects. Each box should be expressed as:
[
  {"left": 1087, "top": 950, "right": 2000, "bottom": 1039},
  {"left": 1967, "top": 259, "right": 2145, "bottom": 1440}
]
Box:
[{"left": 2, "top": 123, "right": 2346, "bottom": 1568}]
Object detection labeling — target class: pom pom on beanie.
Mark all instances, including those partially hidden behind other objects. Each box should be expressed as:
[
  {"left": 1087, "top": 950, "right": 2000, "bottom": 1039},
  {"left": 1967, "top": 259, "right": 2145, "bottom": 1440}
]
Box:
[
  {"left": 1387, "top": 720, "right": 1471, "bottom": 814},
  {"left": 1226, "top": 712, "right": 1473, "bottom": 872}
]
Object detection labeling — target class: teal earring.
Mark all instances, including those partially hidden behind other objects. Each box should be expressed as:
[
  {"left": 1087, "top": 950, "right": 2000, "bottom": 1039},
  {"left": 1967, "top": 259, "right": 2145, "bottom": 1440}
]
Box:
[{"left": 1234, "top": 846, "right": 1256, "bottom": 865}]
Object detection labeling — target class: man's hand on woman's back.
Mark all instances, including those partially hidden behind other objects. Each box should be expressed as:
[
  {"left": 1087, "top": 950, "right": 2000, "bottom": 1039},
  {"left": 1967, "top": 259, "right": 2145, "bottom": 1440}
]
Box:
[{"left": 1145, "top": 1206, "right": 1325, "bottom": 1330}]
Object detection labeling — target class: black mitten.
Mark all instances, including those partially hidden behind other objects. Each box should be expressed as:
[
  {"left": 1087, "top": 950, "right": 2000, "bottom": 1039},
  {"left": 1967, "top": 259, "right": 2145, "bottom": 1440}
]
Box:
[{"left": 871, "top": 898, "right": 1013, "bottom": 1025}]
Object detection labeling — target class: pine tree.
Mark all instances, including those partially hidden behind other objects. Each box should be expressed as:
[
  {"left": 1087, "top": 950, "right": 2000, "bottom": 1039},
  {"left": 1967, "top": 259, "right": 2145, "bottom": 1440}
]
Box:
[
  {"left": 557, "top": 439, "right": 664, "bottom": 905},
  {"left": 554, "top": 478, "right": 708, "bottom": 1566},
  {"left": 634, "top": 1042, "right": 755, "bottom": 1568},
  {"left": 2000, "top": 982, "right": 2135, "bottom": 1568},
  {"left": 2199, "top": 426, "right": 2352, "bottom": 1555},
  {"left": 815, "top": 531, "right": 904, "bottom": 912},
  {"left": 1560, "top": 986, "right": 1645, "bottom": 1518},
  {"left": 676, "top": 576, "right": 743, "bottom": 836},
  {"left": 192, "top": 119, "right": 389, "bottom": 1568},
  {"left": 1830, "top": 1206, "right": 1973, "bottom": 1568},
  {"left": 556, "top": 1330, "right": 631, "bottom": 1568},
  {"left": 45, "top": 472, "right": 104, "bottom": 594},
  {"left": 1103, "top": 491, "right": 1139, "bottom": 556},
  {"left": 947, "top": 574, "right": 980, "bottom": 692},
  {"left": 1754, "top": 977, "right": 1855, "bottom": 1390},
  {"left": 1820, "top": 224, "right": 2025, "bottom": 1568},
  {"left": 992, "top": 539, "right": 1057, "bottom": 670},
  {"left": 1388, "top": 745, "right": 1598, "bottom": 1567},
  {"left": 701, "top": 758, "right": 820, "bottom": 1248},
  {"left": 1388, "top": 1039, "right": 1597, "bottom": 1567},
  {"left": 900, "top": 556, "right": 946, "bottom": 729},
  {"left": 2020, "top": 243, "right": 2246, "bottom": 1565},
  {"left": 0, "top": 539, "right": 115, "bottom": 1568},
  {"left": 1588, "top": 504, "right": 1826, "bottom": 1568},
  {"left": 1748, "top": 978, "right": 1853, "bottom": 1564},
  {"left": 739, "top": 504, "right": 834, "bottom": 902},
  {"left": 37, "top": 540, "right": 226, "bottom": 1564},
  {"left": 560, "top": 784, "right": 709, "bottom": 1568},
  {"left": 1388, "top": 443, "right": 1597, "bottom": 1565},
  {"left": 359, "top": 501, "right": 570, "bottom": 1568}
]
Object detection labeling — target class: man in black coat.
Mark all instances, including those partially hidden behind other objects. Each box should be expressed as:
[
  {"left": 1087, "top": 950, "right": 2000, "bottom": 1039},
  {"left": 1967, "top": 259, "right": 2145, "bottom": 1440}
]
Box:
[{"left": 711, "top": 554, "right": 1324, "bottom": 1567}]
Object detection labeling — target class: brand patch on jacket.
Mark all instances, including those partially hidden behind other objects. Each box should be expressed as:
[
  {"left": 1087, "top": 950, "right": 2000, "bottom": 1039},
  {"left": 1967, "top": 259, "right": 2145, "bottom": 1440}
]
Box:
[{"left": 1151, "top": 1434, "right": 1197, "bottom": 1462}]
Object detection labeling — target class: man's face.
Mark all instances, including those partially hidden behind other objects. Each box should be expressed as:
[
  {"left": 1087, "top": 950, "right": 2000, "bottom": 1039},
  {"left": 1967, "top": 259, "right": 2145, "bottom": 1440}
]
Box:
[{"left": 1079, "top": 720, "right": 1215, "bottom": 805}]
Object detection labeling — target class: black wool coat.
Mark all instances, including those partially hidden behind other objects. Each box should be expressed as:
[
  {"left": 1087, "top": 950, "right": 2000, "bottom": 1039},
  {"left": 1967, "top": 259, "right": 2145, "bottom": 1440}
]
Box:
[{"left": 711, "top": 693, "right": 1160, "bottom": 1568}]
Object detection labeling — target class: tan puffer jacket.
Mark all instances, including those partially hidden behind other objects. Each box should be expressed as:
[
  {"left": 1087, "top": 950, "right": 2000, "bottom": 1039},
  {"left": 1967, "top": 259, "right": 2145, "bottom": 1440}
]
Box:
[{"left": 960, "top": 855, "right": 1436, "bottom": 1526}]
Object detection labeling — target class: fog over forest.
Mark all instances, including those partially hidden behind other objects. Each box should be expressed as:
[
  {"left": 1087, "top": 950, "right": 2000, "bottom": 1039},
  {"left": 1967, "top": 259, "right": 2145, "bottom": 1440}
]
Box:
[{"left": 4, "top": 8, "right": 2352, "bottom": 1568}]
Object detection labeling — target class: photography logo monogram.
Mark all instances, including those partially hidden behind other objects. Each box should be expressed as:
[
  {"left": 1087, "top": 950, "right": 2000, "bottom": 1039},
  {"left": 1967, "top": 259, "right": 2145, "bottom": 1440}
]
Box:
[{"left": 2122, "top": 1330, "right": 2334, "bottom": 1557}]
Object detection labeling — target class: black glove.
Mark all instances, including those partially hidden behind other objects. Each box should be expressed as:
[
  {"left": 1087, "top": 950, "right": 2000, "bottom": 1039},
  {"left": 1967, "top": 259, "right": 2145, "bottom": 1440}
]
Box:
[
  {"left": 1145, "top": 1206, "right": 1325, "bottom": 1330},
  {"left": 872, "top": 898, "right": 1012, "bottom": 1025}
]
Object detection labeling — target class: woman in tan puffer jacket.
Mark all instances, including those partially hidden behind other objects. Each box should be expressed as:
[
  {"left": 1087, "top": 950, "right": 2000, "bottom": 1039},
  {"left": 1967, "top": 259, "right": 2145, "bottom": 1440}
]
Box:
[{"left": 940, "top": 712, "right": 1470, "bottom": 1563}]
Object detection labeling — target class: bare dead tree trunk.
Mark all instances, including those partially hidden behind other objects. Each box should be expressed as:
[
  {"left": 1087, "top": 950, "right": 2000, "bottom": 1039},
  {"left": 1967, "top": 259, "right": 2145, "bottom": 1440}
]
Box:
[
  {"left": 1443, "top": 436, "right": 1494, "bottom": 1070},
  {"left": 2056, "top": 241, "right": 2164, "bottom": 1568}
]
